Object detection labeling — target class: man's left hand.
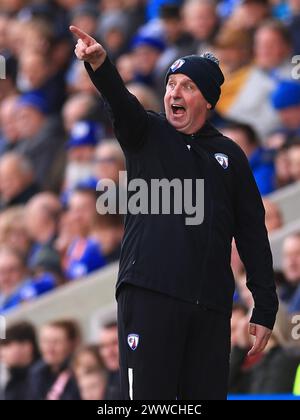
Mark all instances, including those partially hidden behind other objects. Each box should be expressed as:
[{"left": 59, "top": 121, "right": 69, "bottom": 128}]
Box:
[{"left": 247, "top": 323, "right": 272, "bottom": 356}]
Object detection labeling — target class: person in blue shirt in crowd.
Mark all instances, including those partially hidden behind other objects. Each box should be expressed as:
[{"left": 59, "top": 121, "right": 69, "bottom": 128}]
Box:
[
  {"left": 222, "top": 122, "right": 275, "bottom": 195},
  {"left": 64, "top": 187, "right": 106, "bottom": 280},
  {"left": 130, "top": 34, "right": 166, "bottom": 89},
  {"left": 64, "top": 120, "right": 103, "bottom": 193},
  {"left": 271, "top": 80, "right": 300, "bottom": 142},
  {"left": 0, "top": 246, "right": 55, "bottom": 313},
  {"left": 279, "top": 232, "right": 300, "bottom": 314},
  {"left": 146, "top": 0, "right": 183, "bottom": 20},
  {"left": 25, "top": 192, "right": 62, "bottom": 269}
]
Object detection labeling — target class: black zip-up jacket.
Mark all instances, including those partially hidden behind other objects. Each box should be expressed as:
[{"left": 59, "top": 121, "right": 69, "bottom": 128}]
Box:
[{"left": 85, "top": 57, "right": 278, "bottom": 330}]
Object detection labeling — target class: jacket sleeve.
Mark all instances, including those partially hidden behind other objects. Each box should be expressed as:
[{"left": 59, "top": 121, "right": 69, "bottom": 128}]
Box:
[
  {"left": 233, "top": 146, "right": 278, "bottom": 330},
  {"left": 84, "top": 57, "right": 148, "bottom": 151}
]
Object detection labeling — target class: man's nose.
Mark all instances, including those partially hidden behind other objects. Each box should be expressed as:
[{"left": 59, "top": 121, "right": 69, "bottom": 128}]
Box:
[{"left": 171, "top": 84, "right": 181, "bottom": 98}]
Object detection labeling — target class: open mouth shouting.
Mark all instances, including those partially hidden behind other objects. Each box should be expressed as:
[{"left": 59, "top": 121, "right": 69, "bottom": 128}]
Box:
[{"left": 171, "top": 104, "right": 186, "bottom": 116}]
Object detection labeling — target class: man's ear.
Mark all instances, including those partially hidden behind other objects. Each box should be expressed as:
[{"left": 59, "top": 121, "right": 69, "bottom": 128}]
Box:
[{"left": 207, "top": 103, "right": 212, "bottom": 109}]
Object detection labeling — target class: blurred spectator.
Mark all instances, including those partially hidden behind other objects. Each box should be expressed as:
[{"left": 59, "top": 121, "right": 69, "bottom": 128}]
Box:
[
  {"left": 126, "top": 82, "right": 161, "bottom": 112},
  {"left": 91, "top": 138, "right": 125, "bottom": 261},
  {"left": 27, "top": 319, "right": 81, "bottom": 400},
  {"left": 18, "top": 52, "right": 50, "bottom": 92},
  {"left": 222, "top": 122, "right": 275, "bottom": 195},
  {"left": 31, "top": 247, "right": 64, "bottom": 288},
  {"left": 99, "top": 0, "right": 124, "bottom": 12},
  {"left": 21, "top": 18, "right": 72, "bottom": 78},
  {"left": 270, "top": 80, "right": 300, "bottom": 143},
  {"left": 97, "top": 10, "right": 130, "bottom": 62},
  {"left": 72, "top": 344, "right": 114, "bottom": 400},
  {"left": 72, "top": 344, "right": 104, "bottom": 380},
  {"left": 66, "top": 60, "right": 98, "bottom": 95},
  {"left": 274, "top": 142, "right": 294, "bottom": 187},
  {"left": 77, "top": 368, "right": 109, "bottom": 400},
  {"left": 15, "top": 93, "right": 65, "bottom": 190},
  {"left": 53, "top": 211, "right": 75, "bottom": 269},
  {"left": 92, "top": 213, "right": 123, "bottom": 263},
  {"left": 229, "top": 307, "right": 300, "bottom": 394},
  {"left": 64, "top": 120, "right": 102, "bottom": 191},
  {"left": 64, "top": 188, "right": 106, "bottom": 280},
  {"left": 0, "top": 247, "right": 30, "bottom": 312},
  {"left": 262, "top": 198, "right": 283, "bottom": 232},
  {"left": 182, "top": 0, "right": 220, "bottom": 54},
  {"left": 213, "top": 27, "right": 253, "bottom": 76},
  {"left": 99, "top": 319, "right": 121, "bottom": 399},
  {"left": 0, "top": 15, "right": 18, "bottom": 102},
  {"left": 0, "top": 153, "right": 39, "bottom": 210},
  {"left": 146, "top": 0, "right": 182, "bottom": 20},
  {"left": 0, "top": 57, "right": 17, "bottom": 102},
  {"left": 231, "top": 303, "right": 249, "bottom": 348},
  {"left": 93, "top": 138, "right": 125, "bottom": 185},
  {"left": 25, "top": 193, "right": 61, "bottom": 248},
  {"left": 254, "top": 19, "right": 293, "bottom": 78},
  {"left": 288, "top": 140, "right": 300, "bottom": 182},
  {"left": 62, "top": 93, "right": 98, "bottom": 133},
  {"left": 70, "top": 4, "right": 99, "bottom": 39},
  {"left": 229, "top": 313, "right": 260, "bottom": 394},
  {"left": 55, "top": 0, "right": 86, "bottom": 12},
  {"left": 116, "top": 54, "right": 135, "bottom": 84},
  {"left": 17, "top": 49, "right": 65, "bottom": 113},
  {"left": 226, "top": 0, "right": 270, "bottom": 31},
  {"left": 0, "top": 245, "right": 56, "bottom": 313},
  {"left": 160, "top": 4, "right": 193, "bottom": 52},
  {"left": 213, "top": 27, "right": 254, "bottom": 121},
  {"left": 131, "top": 33, "right": 165, "bottom": 89},
  {"left": 0, "top": 13, "right": 9, "bottom": 52},
  {"left": 279, "top": 233, "right": 300, "bottom": 313},
  {"left": 214, "top": 27, "right": 280, "bottom": 139},
  {"left": 0, "top": 206, "right": 31, "bottom": 257},
  {"left": 155, "top": 4, "right": 195, "bottom": 97},
  {"left": 216, "top": 19, "right": 295, "bottom": 139},
  {"left": 286, "top": 0, "right": 300, "bottom": 54},
  {"left": 24, "top": 193, "right": 62, "bottom": 272},
  {"left": 0, "top": 95, "right": 20, "bottom": 155},
  {"left": 6, "top": 19, "right": 26, "bottom": 59},
  {"left": 20, "top": 19, "right": 54, "bottom": 57},
  {"left": 0, "top": 321, "right": 40, "bottom": 400},
  {"left": 236, "top": 276, "right": 255, "bottom": 310}
]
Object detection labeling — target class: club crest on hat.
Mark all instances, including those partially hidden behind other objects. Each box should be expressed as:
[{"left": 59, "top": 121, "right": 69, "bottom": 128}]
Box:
[
  {"left": 127, "top": 333, "right": 139, "bottom": 351},
  {"left": 170, "top": 59, "right": 185, "bottom": 72},
  {"left": 214, "top": 153, "right": 229, "bottom": 169}
]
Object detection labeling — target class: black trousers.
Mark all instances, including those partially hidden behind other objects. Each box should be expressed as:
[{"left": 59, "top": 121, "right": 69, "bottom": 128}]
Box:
[{"left": 117, "top": 283, "right": 231, "bottom": 400}]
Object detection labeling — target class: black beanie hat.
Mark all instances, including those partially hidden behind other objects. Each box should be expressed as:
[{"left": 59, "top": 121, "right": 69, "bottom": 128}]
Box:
[{"left": 165, "top": 53, "right": 225, "bottom": 108}]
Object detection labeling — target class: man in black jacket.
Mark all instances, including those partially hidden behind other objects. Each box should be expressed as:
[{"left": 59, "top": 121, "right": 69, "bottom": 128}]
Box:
[{"left": 70, "top": 25, "right": 278, "bottom": 400}]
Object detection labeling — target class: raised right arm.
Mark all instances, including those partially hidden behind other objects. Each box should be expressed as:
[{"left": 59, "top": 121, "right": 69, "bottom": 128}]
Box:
[{"left": 70, "top": 25, "right": 148, "bottom": 151}]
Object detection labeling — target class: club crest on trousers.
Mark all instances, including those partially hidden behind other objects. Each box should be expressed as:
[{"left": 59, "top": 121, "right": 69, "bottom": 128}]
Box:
[{"left": 127, "top": 334, "right": 139, "bottom": 350}]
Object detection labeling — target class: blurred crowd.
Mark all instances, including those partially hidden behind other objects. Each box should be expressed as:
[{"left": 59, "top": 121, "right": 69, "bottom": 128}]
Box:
[
  {"left": 0, "top": 318, "right": 121, "bottom": 400},
  {"left": 0, "top": 0, "right": 300, "bottom": 398}
]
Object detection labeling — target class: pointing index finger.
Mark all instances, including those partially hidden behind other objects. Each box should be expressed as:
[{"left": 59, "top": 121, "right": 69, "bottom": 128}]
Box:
[{"left": 69, "top": 25, "right": 94, "bottom": 44}]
